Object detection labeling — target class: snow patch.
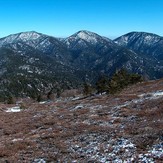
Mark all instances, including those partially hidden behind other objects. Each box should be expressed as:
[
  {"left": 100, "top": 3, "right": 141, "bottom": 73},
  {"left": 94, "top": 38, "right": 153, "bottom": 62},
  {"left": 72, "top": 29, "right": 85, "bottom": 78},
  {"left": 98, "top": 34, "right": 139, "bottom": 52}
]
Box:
[
  {"left": 113, "top": 90, "right": 163, "bottom": 109},
  {"left": 12, "top": 138, "right": 23, "bottom": 142},
  {"left": 74, "top": 105, "right": 84, "bottom": 110},
  {"left": 138, "top": 90, "right": 163, "bottom": 99},
  {"left": 19, "top": 32, "right": 40, "bottom": 41},
  {"left": 138, "top": 143, "right": 163, "bottom": 162},
  {"left": 70, "top": 134, "right": 137, "bottom": 162},
  {"left": 6, "top": 106, "right": 21, "bottom": 112},
  {"left": 77, "top": 31, "right": 98, "bottom": 44},
  {"left": 33, "top": 158, "right": 46, "bottom": 163},
  {"left": 39, "top": 101, "right": 47, "bottom": 104}
]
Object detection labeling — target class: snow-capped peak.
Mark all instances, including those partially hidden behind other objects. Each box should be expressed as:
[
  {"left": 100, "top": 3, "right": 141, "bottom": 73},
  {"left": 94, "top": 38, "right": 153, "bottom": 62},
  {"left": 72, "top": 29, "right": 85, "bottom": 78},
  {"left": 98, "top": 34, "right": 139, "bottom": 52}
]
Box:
[
  {"left": 69, "top": 30, "right": 100, "bottom": 44},
  {"left": 18, "top": 31, "right": 41, "bottom": 41},
  {"left": 63, "top": 30, "right": 117, "bottom": 50},
  {"left": 114, "top": 32, "right": 162, "bottom": 46},
  {"left": 0, "top": 31, "right": 43, "bottom": 47},
  {"left": 76, "top": 30, "right": 96, "bottom": 38},
  {"left": 76, "top": 30, "right": 99, "bottom": 41}
]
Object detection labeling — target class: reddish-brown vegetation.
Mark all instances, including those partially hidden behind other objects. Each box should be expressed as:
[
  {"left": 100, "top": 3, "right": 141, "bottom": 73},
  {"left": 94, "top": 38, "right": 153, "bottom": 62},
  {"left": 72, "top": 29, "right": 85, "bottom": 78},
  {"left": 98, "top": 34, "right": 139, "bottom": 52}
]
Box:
[{"left": 0, "top": 79, "right": 163, "bottom": 162}]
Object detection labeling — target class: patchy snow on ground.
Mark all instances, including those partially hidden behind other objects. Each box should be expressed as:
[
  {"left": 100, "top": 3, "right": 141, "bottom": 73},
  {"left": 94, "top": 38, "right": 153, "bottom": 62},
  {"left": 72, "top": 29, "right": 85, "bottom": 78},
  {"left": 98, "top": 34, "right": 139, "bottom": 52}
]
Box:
[
  {"left": 12, "top": 138, "right": 23, "bottom": 142},
  {"left": 70, "top": 134, "right": 138, "bottom": 162},
  {"left": 74, "top": 104, "right": 84, "bottom": 110},
  {"left": 39, "top": 101, "right": 47, "bottom": 104},
  {"left": 113, "top": 90, "right": 163, "bottom": 110},
  {"left": 138, "top": 143, "right": 163, "bottom": 162},
  {"left": 148, "top": 143, "right": 163, "bottom": 158},
  {"left": 138, "top": 90, "right": 163, "bottom": 99},
  {"left": 72, "top": 96, "right": 80, "bottom": 101},
  {"left": 5, "top": 106, "right": 21, "bottom": 112},
  {"left": 70, "top": 134, "right": 163, "bottom": 162},
  {"left": 0, "top": 79, "right": 162, "bottom": 162},
  {"left": 151, "top": 91, "right": 163, "bottom": 97},
  {"left": 33, "top": 158, "right": 46, "bottom": 163}
]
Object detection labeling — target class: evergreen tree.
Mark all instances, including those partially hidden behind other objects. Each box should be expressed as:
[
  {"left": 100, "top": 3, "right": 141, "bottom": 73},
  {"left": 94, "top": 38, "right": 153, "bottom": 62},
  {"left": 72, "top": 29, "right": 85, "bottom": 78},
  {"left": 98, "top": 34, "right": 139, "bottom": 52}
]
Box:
[
  {"left": 7, "top": 95, "right": 15, "bottom": 104},
  {"left": 129, "top": 73, "right": 143, "bottom": 84},
  {"left": 94, "top": 69, "right": 142, "bottom": 95},
  {"left": 47, "top": 89, "right": 54, "bottom": 100},
  {"left": 37, "top": 94, "right": 43, "bottom": 102},
  {"left": 96, "top": 75, "right": 110, "bottom": 94},
  {"left": 83, "top": 83, "right": 93, "bottom": 96},
  {"left": 56, "top": 88, "right": 61, "bottom": 98},
  {"left": 109, "top": 68, "right": 142, "bottom": 94}
]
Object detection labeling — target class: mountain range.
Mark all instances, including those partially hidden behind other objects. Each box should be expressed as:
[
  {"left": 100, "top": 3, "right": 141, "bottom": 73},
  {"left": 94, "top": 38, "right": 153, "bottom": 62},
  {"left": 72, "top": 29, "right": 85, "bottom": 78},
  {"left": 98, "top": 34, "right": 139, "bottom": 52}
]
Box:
[{"left": 0, "top": 30, "right": 163, "bottom": 99}]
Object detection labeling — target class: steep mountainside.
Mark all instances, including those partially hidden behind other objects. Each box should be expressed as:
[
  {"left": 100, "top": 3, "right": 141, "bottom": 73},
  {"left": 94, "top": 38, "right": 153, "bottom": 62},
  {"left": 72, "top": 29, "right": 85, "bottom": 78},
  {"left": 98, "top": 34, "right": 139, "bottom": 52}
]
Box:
[
  {"left": 0, "top": 30, "right": 163, "bottom": 99},
  {"left": 61, "top": 30, "right": 119, "bottom": 70},
  {"left": 0, "top": 32, "right": 84, "bottom": 100},
  {"left": 0, "top": 47, "right": 82, "bottom": 100}
]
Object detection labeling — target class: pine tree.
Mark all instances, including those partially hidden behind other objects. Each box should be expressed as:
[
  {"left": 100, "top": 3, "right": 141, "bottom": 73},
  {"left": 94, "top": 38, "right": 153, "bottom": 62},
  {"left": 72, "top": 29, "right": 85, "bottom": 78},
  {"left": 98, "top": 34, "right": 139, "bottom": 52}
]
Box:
[
  {"left": 7, "top": 95, "right": 15, "bottom": 104},
  {"left": 109, "top": 68, "right": 142, "bottom": 94},
  {"left": 47, "top": 90, "right": 54, "bottom": 100},
  {"left": 96, "top": 76, "right": 110, "bottom": 94},
  {"left": 83, "top": 83, "right": 93, "bottom": 96}
]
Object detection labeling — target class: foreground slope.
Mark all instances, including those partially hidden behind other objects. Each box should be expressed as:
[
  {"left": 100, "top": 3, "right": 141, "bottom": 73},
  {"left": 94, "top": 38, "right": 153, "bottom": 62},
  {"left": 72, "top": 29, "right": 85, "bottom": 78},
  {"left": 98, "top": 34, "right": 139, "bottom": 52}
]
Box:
[{"left": 0, "top": 79, "right": 163, "bottom": 162}]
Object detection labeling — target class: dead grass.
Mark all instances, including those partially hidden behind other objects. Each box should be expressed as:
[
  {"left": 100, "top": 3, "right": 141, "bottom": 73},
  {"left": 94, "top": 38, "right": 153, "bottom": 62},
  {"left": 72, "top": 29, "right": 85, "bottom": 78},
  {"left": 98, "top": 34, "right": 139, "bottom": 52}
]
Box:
[{"left": 0, "top": 79, "right": 163, "bottom": 162}]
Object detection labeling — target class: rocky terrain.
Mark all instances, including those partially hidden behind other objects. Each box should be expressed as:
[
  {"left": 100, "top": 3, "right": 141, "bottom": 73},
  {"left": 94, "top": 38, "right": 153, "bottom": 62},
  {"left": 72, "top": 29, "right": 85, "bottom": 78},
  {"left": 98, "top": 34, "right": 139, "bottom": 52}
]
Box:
[{"left": 0, "top": 79, "right": 162, "bottom": 162}]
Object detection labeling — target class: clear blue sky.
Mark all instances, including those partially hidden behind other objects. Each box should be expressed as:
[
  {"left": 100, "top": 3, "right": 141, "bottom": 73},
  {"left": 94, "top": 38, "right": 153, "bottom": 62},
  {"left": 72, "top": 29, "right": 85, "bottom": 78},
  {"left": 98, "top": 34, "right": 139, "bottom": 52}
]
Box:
[{"left": 0, "top": 0, "right": 163, "bottom": 38}]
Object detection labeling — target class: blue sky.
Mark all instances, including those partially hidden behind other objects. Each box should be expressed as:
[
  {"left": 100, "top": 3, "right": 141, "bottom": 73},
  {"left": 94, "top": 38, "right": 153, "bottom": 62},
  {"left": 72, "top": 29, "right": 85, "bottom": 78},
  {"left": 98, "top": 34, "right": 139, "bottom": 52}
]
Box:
[{"left": 0, "top": 0, "right": 163, "bottom": 38}]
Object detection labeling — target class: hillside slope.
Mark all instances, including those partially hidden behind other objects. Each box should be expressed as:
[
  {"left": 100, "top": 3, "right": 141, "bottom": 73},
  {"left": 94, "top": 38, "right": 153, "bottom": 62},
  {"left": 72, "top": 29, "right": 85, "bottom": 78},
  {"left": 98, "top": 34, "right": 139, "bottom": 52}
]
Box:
[{"left": 0, "top": 79, "right": 162, "bottom": 162}]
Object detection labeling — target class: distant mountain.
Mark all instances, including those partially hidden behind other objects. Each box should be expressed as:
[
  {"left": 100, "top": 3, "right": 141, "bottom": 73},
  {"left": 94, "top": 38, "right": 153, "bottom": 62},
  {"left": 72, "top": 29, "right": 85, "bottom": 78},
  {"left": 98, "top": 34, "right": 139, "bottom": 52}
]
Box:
[
  {"left": 62, "top": 30, "right": 163, "bottom": 78},
  {"left": 114, "top": 31, "right": 163, "bottom": 60},
  {"left": 0, "top": 32, "right": 84, "bottom": 100},
  {"left": 0, "top": 30, "right": 163, "bottom": 100},
  {"left": 61, "top": 30, "right": 119, "bottom": 70},
  {"left": 0, "top": 31, "right": 73, "bottom": 63},
  {"left": 63, "top": 30, "right": 115, "bottom": 49},
  {"left": 0, "top": 46, "right": 83, "bottom": 100}
]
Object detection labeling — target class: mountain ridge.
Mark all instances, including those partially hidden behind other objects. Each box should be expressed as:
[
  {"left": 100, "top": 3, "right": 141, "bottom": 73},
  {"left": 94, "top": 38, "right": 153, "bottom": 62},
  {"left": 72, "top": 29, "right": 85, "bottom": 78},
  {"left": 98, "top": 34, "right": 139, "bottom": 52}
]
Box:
[
  {"left": 114, "top": 31, "right": 163, "bottom": 59},
  {"left": 0, "top": 30, "right": 163, "bottom": 99}
]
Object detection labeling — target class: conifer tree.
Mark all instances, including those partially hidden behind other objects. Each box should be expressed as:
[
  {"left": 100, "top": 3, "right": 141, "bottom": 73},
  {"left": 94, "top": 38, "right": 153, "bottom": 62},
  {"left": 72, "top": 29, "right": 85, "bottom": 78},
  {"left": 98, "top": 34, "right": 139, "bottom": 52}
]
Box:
[
  {"left": 96, "top": 76, "right": 110, "bottom": 94},
  {"left": 83, "top": 83, "right": 93, "bottom": 96}
]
